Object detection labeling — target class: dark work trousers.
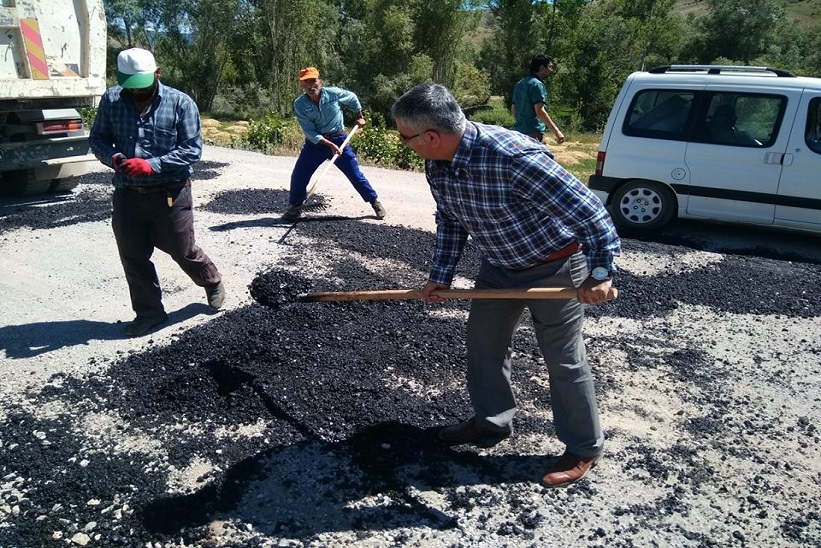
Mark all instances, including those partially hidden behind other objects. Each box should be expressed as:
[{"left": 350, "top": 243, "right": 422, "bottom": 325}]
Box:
[
  {"left": 289, "top": 134, "right": 378, "bottom": 206},
  {"left": 112, "top": 182, "right": 221, "bottom": 318},
  {"left": 466, "top": 252, "right": 604, "bottom": 458}
]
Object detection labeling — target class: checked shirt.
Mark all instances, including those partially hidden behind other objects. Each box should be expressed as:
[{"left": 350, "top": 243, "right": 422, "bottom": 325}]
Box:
[
  {"left": 89, "top": 81, "right": 202, "bottom": 188},
  {"left": 425, "top": 122, "right": 620, "bottom": 286}
]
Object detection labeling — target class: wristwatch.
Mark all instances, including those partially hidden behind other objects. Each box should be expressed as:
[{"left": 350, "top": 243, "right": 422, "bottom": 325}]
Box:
[{"left": 590, "top": 267, "right": 611, "bottom": 281}]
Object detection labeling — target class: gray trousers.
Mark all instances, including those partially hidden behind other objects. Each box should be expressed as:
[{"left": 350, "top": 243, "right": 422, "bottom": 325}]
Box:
[{"left": 466, "top": 252, "right": 604, "bottom": 457}]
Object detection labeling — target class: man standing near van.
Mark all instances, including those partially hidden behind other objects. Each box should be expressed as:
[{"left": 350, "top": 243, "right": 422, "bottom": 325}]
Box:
[{"left": 511, "top": 55, "right": 565, "bottom": 145}]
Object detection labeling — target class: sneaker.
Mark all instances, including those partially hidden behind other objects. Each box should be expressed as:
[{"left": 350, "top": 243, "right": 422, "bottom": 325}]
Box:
[
  {"left": 371, "top": 200, "right": 386, "bottom": 219},
  {"left": 282, "top": 203, "right": 303, "bottom": 223},
  {"left": 124, "top": 313, "right": 168, "bottom": 338},
  {"left": 205, "top": 281, "right": 226, "bottom": 310}
]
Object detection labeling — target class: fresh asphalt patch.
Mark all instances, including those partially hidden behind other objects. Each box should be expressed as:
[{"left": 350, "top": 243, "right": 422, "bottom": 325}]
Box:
[{"left": 1, "top": 183, "right": 819, "bottom": 547}]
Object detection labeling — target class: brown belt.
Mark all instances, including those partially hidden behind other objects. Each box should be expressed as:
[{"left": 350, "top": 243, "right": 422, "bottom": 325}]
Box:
[{"left": 535, "top": 242, "right": 583, "bottom": 265}]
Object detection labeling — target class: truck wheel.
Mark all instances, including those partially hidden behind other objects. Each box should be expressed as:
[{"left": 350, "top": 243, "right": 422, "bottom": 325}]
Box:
[
  {"left": 611, "top": 180, "right": 676, "bottom": 230},
  {"left": 49, "top": 178, "right": 80, "bottom": 193},
  {"left": 0, "top": 171, "right": 78, "bottom": 196}
]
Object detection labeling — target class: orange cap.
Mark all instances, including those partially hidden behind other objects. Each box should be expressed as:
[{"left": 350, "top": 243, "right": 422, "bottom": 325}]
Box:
[{"left": 298, "top": 66, "right": 320, "bottom": 80}]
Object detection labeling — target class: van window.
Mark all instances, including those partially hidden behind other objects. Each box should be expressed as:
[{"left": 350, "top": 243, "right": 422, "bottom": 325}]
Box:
[
  {"left": 806, "top": 98, "right": 821, "bottom": 154},
  {"left": 623, "top": 89, "right": 786, "bottom": 147},
  {"left": 624, "top": 90, "right": 694, "bottom": 139},
  {"left": 693, "top": 93, "right": 783, "bottom": 147}
]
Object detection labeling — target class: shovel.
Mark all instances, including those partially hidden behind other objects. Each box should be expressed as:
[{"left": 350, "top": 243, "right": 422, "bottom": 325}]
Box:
[
  {"left": 297, "top": 286, "right": 618, "bottom": 303},
  {"left": 303, "top": 125, "right": 360, "bottom": 203}
]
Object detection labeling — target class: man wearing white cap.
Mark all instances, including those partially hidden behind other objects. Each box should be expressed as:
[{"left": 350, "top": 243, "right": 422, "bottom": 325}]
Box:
[{"left": 89, "top": 48, "right": 225, "bottom": 337}]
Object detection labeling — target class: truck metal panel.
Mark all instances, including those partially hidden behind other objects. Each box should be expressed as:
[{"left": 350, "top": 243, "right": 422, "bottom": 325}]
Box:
[
  {"left": 0, "top": 0, "right": 107, "bottom": 108},
  {"left": 0, "top": 0, "right": 107, "bottom": 195}
]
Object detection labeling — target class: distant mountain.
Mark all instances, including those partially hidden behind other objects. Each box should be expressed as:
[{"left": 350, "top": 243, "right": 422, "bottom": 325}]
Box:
[{"left": 675, "top": 0, "right": 821, "bottom": 28}]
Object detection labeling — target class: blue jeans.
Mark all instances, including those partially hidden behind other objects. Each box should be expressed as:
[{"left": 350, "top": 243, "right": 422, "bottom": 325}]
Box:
[
  {"left": 289, "top": 134, "right": 378, "bottom": 206},
  {"left": 465, "top": 252, "right": 604, "bottom": 457}
]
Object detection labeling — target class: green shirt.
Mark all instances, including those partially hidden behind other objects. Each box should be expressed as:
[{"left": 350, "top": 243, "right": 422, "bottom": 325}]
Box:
[{"left": 511, "top": 74, "right": 547, "bottom": 134}]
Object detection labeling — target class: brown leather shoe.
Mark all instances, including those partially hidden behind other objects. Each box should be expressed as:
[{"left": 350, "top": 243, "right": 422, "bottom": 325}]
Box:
[
  {"left": 541, "top": 451, "right": 601, "bottom": 487},
  {"left": 438, "top": 418, "right": 512, "bottom": 448}
]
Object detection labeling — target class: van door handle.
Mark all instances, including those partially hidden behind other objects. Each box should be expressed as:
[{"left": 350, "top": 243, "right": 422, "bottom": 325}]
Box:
[{"left": 764, "top": 152, "right": 790, "bottom": 165}]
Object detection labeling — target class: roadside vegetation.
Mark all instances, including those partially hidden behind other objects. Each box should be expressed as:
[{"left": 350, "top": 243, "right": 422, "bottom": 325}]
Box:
[
  {"left": 97, "top": 0, "right": 820, "bottom": 180},
  {"left": 103, "top": 0, "right": 821, "bottom": 133},
  {"left": 199, "top": 97, "right": 601, "bottom": 181}
]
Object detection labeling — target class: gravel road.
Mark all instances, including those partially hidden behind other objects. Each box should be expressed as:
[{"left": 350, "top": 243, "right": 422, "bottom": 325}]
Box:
[{"left": 1, "top": 145, "right": 819, "bottom": 547}]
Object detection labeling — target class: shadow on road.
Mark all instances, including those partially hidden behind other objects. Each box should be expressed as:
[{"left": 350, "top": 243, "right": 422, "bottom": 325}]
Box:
[
  {"left": 140, "top": 420, "right": 553, "bottom": 537},
  {"left": 618, "top": 218, "right": 821, "bottom": 264},
  {"left": 0, "top": 303, "right": 214, "bottom": 358}
]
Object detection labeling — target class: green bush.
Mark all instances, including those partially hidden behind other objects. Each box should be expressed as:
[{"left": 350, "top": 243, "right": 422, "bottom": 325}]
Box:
[
  {"left": 241, "top": 112, "right": 290, "bottom": 153},
  {"left": 78, "top": 107, "right": 97, "bottom": 129},
  {"left": 468, "top": 98, "right": 513, "bottom": 127},
  {"left": 229, "top": 111, "right": 423, "bottom": 171},
  {"left": 453, "top": 61, "right": 491, "bottom": 110},
  {"left": 355, "top": 113, "right": 424, "bottom": 171}
]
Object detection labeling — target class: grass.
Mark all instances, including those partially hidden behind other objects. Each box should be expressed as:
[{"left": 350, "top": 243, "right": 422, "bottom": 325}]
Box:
[{"left": 551, "top": 132, "right": 600, "bottom": 182}]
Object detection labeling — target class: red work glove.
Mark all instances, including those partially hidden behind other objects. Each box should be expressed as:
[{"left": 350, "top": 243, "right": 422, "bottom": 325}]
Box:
[{"left": 121, "top": 158, "right": 154, "bottom": 177}]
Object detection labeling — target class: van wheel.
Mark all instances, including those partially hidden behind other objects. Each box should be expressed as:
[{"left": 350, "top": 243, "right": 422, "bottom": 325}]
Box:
[{"left": 611, "top": 181, "right": 676, "bottom": 230}]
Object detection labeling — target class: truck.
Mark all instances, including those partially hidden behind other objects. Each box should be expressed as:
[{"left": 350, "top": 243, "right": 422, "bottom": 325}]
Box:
[{"left": 0, "top": 0, "right": 107, "bottom": 196}]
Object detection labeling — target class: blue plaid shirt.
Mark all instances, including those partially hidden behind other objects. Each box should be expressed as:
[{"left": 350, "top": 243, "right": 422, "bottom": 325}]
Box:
[
  {"left": 426, "top": 122, "right": 621, "bottom": 285},
  {"left": 89, "top": 81, "right": 202, "bottom": 187},
  {"left": 294, "top": 86, "right": 362, "bottom": 144}
]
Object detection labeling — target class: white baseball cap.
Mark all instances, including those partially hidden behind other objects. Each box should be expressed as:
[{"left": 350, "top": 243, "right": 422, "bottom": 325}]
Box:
[{"left": 117, "top": 48, "right": 158, "bottom": 89}]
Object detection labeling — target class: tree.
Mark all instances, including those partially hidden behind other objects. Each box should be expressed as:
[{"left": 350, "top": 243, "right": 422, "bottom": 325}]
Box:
[
  {"left": 105, "top": 0, "right": 148, "bottom": 50},
  {"left": 558, "top": 0, "right": 635, "bottom": 130},
  {"left": 614, "top": 0, "right": 679, "bottom": 70},
  {"left": 479, "top": 0, "right": 544, "bottom": 100},
  {"left": 221, "top": 0, "right": 341, "bottom": 116},
  {"left": 142, "top": 0, "right": 240, "bottom": 112},
  {"left": 414, "top": 0, "right": 480, "bottom": 86},
  {"left": 694, "top": 0, "right": 786, "bottom": 64}
]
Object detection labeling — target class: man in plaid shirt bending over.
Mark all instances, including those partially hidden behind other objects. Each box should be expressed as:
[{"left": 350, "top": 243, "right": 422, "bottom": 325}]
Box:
[{"left": 391, "top": 83, "right": 621, "bottom": 488}]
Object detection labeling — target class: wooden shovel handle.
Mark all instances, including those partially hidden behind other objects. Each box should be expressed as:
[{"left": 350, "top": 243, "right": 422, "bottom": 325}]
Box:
[
  {"left": 304, "top": 125, "right": 359, "bottom": 201},
  {"left": 297, "top": 287, "right": 618, "bottom": 303}
]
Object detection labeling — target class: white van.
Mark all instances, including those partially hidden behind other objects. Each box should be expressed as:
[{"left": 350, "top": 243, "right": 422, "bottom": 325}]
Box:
[{"left": 588, "top": 65, "right": 821, "bottom": 234}]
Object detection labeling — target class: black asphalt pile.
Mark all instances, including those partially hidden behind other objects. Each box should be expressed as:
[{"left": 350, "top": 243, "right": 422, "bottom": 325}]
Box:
[
  {"left": 201, "top": 187, "right": 326, "bottom": 217},
  {"left": 1, "top": 186, "right": 819, "bottom": 546},
  {"left": 608, "top": 240, "right": 821, "bottom": 318},
  {"left": 0, "top": 176, "right": 111, "bottom": 235}
]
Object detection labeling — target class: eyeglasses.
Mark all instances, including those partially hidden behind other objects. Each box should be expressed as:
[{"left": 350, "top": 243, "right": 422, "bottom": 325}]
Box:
[{"left": 398, "top": 129, "right": 432, "bottom": 144}]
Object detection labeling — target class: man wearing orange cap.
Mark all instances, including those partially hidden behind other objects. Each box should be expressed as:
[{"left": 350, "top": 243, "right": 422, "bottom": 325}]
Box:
[{"left": 282, "top": 67, "right": 386, "bottom": 222}]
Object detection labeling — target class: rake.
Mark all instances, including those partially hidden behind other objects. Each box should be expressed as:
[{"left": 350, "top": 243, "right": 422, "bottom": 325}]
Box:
[{"left": 300, "top": 125, "right": 360, "bottom": 213}]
